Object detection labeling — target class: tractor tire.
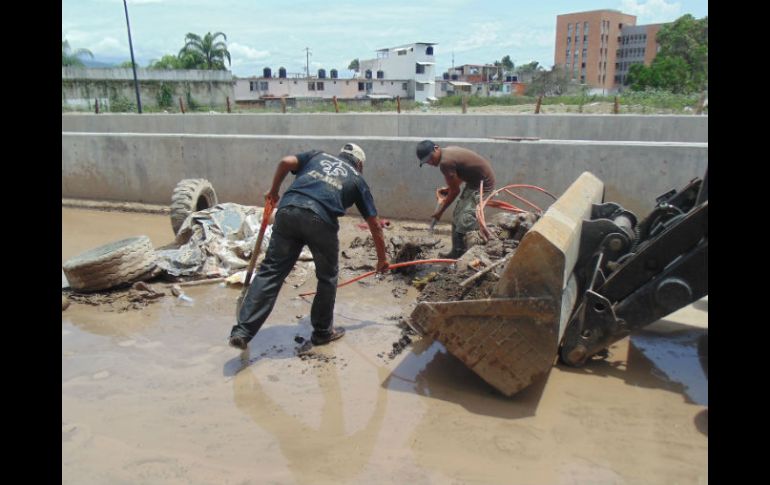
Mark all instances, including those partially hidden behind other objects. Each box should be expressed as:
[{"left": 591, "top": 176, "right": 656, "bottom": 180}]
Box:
[
  {"left": 170, "top": 178, "right": 218, "bottom": 235},
  {"left": 62, "top": 236, "right": 158, "bottom": 292}
]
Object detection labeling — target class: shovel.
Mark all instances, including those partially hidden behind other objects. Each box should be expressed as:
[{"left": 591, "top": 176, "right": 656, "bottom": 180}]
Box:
[{"left": 235, "top": 197, "right": 275, "bottom": 318}]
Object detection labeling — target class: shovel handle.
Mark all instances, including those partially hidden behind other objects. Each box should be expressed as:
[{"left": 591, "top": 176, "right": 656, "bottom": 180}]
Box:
[{"left": 240, "top": 198, "right": 275, "bottom": 296}]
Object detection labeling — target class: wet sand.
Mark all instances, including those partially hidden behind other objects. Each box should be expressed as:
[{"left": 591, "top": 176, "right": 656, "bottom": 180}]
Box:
[{"left": 62, "top": 207, "right": 707, "bottom": 485}]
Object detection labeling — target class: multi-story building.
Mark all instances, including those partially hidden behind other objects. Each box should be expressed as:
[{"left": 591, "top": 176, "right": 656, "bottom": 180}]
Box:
[
  {"left": 555, "top": 9, "right": 635, "bottom": 93},
  {"left": 234, "top": 42, "right": 439, "bottom": 103},
  {"left": 555, "top": 9, "right": 667, "bottom": 92},
  {"left": 434, "top": 64, "right": 524, "bottom": 98},
  {"left": 233, "top": 67, "right": 411, "bottom": 103},
  {"left": 614, "top": 24, "right": 663, "bottom": 87},
  {"left": 358, "top": 42, "right": 437, "bottom": 103}
]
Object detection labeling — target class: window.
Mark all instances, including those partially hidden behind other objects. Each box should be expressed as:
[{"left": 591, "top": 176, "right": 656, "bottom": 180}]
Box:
[
  {"left": 397, "top": 49, "right": 407, "bottom": 56},
  {"left": 402, "top": 82, "right": 407, "bottom": 90},
  {"left": 366, "top": 82, "right": 372, "bottom": 90},
  {"left": 416, "top": 63, "right": 425, "bottom": 74},
  {"left": 584, "top": 21, "right": 589, "bottom": 34},
  {"left": 249, "top": 81, "right": 257, "bottom": 91},
  {"left": 426, "top": 46, "right": 434, "bottom": 55},
  {"left": 580, "top": 75, "right": 585, "bottom": 83},
  {"left": 308, "top": 82, "right": 315, "bottom": 91},
  {"left": 260, "top": 81, "right": 268, "bottom": 90},
  {"left": 441, "top": 83, "right": 447, "bottom": 92},
  {"left": 358, "top": 82, "right": 365, "bottom": 91},
  {"left": 365, "top": 69, "right": 372, "bottom": 79},
  {"left": 582, "top": 49, "right": 587, "bottom": 58},
  {"left": 581, "top": 62, "right": 586, "bottom": 68},
  {"left": 567, "top": 37, "right": 571, "bottom": 45},
  {"left": 416, "top": 83, "right": 424, "bottom": 91},
  {"left": 376, "top": 70, "right": 384, "bottom": 79},
  {"left": 316, "top": 82, "right": 324, "bottom": 91}
]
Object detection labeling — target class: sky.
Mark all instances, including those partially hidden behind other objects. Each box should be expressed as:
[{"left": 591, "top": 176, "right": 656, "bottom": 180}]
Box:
[{"left": 62, "top": 0, "right": 708, "bottom": 78}]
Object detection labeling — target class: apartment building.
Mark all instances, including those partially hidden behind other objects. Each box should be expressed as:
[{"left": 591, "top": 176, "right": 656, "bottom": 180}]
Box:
[
  {"left": 233, "top": 67, "right": 410, "bottom": 102},
  {"left": 358, "top": 42, "right": 437, "bottom": 103},
  {"left": 434, "top": 64, "right": 524, "bottom": 98},
  {"left": 555, "top": 9, "right": 668, "bottom": 92},
  {"left": 615, "top": 24, "right": 663, "bottom": 87},
  {"left": 555, "top": 9, "right": 636, "bottom": 92}
]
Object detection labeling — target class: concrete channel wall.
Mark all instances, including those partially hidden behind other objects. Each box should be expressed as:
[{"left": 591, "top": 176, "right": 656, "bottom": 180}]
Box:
[
  {"left": 62, "top": 113, "right": 708, "bottom": 142},
  {"left": 62, "top": 133, "right": 708, "bottom": 220}
]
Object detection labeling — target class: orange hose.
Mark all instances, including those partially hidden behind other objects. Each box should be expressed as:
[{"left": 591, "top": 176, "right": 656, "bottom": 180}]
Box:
[
  {"left": 298, "top": 258, "right": 457, "bottom": 297},
  {"left": 477, "top": 183, "right": 557, "bottom": 239}
]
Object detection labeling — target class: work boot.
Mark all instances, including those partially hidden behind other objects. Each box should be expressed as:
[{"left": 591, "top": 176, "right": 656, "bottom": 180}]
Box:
[
  {"left": 229, "top": 335, "right": 248, "bottom": 350},
  {"left": 311, "top": 327, "right": 346, "bottom": 345},
  {"left": 439, "top": 231, "right": 466, "bottom": 259}
]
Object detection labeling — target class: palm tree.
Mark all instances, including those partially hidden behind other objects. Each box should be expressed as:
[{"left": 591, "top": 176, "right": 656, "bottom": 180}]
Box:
[
  {"left": 178, "top": 32, "right": 231, "bottom": 70},
  {"left": 62, "top": 39, "right": 94, "bottom": 67}
]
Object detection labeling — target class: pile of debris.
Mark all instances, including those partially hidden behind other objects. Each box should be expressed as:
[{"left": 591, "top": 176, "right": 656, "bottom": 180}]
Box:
[{"left": 417, "top": 211, "right": 539, "bottom": 303}]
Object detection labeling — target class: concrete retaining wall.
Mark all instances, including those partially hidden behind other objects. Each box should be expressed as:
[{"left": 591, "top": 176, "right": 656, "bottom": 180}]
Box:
[
  {"left": 62, "top": 68, "right": 235, "bottom": 110},
  {"left": 61, "top": 113, "right": 708, "bottom": 142},
  {"left": 62, "top": 133, "right": 708, "bottom": 220}
]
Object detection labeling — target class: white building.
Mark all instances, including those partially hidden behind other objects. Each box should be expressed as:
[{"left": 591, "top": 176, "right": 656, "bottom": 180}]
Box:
[
  {"left": 358, "top": 42, "right": 437, "bottom": 103},
  {"left": 233, "top": 73, "right": 411, "bottom": 103}
]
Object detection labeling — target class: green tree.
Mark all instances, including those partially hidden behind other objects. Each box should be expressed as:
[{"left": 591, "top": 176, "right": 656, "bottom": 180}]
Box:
[
  {"left": 62, "top": 39, "right": 93, "bottom": 67},
  {"left": 501, "top": 55, "right": 514, "bottom": 71},
  {"left": 628, "top": 14, "right": 707, "bottom": 93},
  {"left": 348, "top": 58, "right": 359, "bottom": 72},
  {"left": 148, "top": 54, "right": 183, "bottom": 69},
  {"left": 118, "top": 61, "right": 136, "bottom": 68},
  {"left": 525, "top": 65, "right": 569, "bottom": 96},
  {"left": 179, "top": 32, "right": 231, "bottom": 70}
]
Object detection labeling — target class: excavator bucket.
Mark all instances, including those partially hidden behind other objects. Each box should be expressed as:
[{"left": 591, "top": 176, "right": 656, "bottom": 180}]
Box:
[{"left": 409, "top": 172, "right": 604, "bottom": 396}]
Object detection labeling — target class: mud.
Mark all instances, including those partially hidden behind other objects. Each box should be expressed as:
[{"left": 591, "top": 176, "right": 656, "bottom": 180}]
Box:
[
  {"left": 63, "top": 282, "right": 167, "bottom": 313},
  {"left": 62, "top": 206, "right": 707, "bottom": 484},
  {"left": 418, "top": 267, "right": 499, "bottom": 302}
]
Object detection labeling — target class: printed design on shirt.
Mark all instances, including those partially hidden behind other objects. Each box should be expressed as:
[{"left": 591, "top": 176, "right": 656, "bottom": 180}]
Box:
[
  {"left": 307, "top": 170, "right": 342, "bottom": 190},
  {"left": 320, "top": 159, "right": 349, "bottom": 178}
]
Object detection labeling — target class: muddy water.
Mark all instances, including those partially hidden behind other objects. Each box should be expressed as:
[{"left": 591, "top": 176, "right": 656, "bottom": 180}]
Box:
[{"left": 62, "top": 207, "right": 707, "bottom": 485}]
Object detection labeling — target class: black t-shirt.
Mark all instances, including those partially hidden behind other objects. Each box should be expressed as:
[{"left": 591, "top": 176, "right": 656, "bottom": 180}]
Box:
[{"left": 278, "top": 150, "right": 378, "bottom": 228}]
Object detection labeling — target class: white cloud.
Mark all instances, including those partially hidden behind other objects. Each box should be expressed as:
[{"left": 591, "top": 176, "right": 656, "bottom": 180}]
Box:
[
  {"left": 620, "top": 0, "right": 682, "bottom": 23},
  {"left": 228, "top": 43, "right": 270, "bottom": 64},
  {"left": 93, "top": 37, "right": 126, "bottom": 55},
  {"left": 449, "top": 22, "right": 502, "bottom": 53}
]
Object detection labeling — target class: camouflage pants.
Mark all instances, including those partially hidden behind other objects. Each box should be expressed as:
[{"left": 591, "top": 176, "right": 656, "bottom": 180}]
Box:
[{"left": 452, "top": 185, "right": 480, "bottom": 235}]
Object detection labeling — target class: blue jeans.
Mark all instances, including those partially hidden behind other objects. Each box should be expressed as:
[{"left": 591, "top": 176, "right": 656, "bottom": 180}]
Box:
[{"left": 230, "top": 205, "right": 339, "bottom": 342}]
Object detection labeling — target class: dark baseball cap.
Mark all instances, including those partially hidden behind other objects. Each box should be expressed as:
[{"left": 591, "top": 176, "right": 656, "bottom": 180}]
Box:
[{"left": 416, "top": 140, "right": 436, "bottom": 167}]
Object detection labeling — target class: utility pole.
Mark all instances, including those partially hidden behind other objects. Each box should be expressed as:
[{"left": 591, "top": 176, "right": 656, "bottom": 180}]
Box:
[
  {"left": 305, "top": 47, "right": 311, "bottom": 79},
  {"left": 122, "top": 0, "right": 142, "bottom": 113}
]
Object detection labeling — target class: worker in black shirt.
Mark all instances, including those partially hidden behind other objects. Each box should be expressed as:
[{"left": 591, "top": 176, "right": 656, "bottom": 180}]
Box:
[{"left": 229, "top": 143, "right": 389, "bottom": 350}]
